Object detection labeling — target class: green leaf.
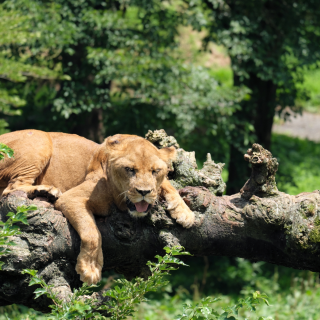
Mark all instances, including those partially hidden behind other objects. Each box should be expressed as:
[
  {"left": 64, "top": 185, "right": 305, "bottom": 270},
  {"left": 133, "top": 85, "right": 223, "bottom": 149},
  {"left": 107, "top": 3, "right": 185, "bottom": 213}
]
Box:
[
  {"left": 201, "top": 307, "right": 212, "bottom": 316},
  {"left": 34, "top": 287, "right": 47, "bottom": 299},
  {"left": 22, "top": 269, "right": 38, "bottom": 276},
  {"left": 26, "top": 205, "right": 38, "bottom": 211},
  {"left": 29, "top": 277, "right": 42, "bottom": 286},
  {"left": 6, "top": 241, "right": 17, "bottom": 246}
]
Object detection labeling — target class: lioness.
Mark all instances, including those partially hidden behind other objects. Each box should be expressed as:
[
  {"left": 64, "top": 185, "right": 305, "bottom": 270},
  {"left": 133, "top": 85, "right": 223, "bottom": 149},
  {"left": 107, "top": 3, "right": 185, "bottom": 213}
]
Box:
[{"left": 0, "top": 130, "right": 194, "bottom": 284}]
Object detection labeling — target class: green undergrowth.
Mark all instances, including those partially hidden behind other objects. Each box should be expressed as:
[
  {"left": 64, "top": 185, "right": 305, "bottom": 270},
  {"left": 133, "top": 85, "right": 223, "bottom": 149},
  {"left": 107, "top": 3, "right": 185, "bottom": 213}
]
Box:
[
  {"left": 271, "top": 133, "right": 320, "bottom": 195},
  {"left": 130, "top": 257, "right": 320, "bottom": 320},
  {"left": 0, "top": 250, "right": 272, "bottom": 320},
  {"left": 209, "top": 67, "right": 233, "bottom": 88},
  {"left": 2, "top": 257, "right": 320, "bottom": 320},
  {"left": 133, "top": 284, "right": 320, "bottom": 320},
  {"left": 297, "top": 68, "right": 320, "bottom": 113}
]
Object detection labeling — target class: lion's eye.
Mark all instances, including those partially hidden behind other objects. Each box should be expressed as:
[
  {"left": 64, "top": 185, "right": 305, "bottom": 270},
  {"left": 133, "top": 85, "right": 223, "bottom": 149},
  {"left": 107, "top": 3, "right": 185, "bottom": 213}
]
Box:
[
  {"left": 125, "top": 167, "right": 135, "bottom": 174},
  {"left": 152, "top": 169, "right": 161, "bottom": 176}
]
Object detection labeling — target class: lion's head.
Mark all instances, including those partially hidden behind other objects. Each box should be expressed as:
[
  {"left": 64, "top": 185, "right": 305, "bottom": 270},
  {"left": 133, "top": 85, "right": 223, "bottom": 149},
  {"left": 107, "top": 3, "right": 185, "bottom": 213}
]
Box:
[{"left": 105, "top": 134, "right": 176, "bottom": 217}]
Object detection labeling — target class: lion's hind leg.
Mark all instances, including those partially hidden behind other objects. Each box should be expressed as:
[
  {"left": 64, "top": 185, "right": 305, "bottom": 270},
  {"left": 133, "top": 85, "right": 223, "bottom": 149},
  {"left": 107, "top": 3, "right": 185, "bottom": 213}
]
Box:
[
  {"left": 0, "top": 130, "right": 62, "bottom": 201},
  {"left": 2, "top": 164, "right": 62, "bottom": 202}
]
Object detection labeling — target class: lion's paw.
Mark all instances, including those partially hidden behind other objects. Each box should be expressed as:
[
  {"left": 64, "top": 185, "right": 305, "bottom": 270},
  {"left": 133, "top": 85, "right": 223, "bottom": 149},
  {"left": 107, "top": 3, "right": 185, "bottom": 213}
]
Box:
[
  {"left": 170, "top": 202, "right": 195, "bottom": 228},
  {"left": 31, "top": 186, "right": 62, "bottom": 202},
  {"left": 76, "top": 253, "right": 103, "bottom": 285}
]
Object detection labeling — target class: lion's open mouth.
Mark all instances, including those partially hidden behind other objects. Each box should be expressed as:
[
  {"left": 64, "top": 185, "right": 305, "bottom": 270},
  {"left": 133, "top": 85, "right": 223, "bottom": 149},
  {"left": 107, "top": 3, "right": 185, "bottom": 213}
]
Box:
[{"left": 126, "top": 198, "right": 151, "bottom": 213}]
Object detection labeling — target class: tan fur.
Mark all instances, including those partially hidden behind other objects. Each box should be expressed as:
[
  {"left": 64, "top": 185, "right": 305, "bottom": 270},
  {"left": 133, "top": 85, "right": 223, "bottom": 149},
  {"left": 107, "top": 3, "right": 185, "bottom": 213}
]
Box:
[{"left": 0, "top": 130, "right": 194, "bottom": 284}]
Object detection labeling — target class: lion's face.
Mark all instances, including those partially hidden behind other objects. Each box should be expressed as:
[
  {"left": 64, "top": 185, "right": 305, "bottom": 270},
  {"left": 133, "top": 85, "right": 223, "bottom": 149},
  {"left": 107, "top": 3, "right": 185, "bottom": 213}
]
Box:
[{"left": 106, "top": 134, "right": 176, "bottom": 217}]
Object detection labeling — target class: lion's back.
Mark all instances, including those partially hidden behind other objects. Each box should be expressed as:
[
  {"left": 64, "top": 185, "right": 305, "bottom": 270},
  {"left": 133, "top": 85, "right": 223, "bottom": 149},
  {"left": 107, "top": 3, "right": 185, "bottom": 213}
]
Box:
[{"left": 40, "top": 132, "right": 100, "bottom": 192}]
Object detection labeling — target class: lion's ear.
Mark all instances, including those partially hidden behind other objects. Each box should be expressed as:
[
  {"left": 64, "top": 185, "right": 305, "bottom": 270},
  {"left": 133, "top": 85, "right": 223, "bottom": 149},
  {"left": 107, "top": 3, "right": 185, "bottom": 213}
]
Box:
[
  {"left": 105, "top": 134, "right": 123, "bottom": 147},
  {"left": 158, "top": 146, "right": 177, "bottom": 166},
  {"left": 105, "top": 134, "right": 137, "bottom": 149}
]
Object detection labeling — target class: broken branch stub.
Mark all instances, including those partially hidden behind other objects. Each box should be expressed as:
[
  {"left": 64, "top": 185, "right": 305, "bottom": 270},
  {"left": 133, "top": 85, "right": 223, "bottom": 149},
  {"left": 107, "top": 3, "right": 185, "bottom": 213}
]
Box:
[{"left": 240, "top": 143, "right": 279, "bottom": 199}]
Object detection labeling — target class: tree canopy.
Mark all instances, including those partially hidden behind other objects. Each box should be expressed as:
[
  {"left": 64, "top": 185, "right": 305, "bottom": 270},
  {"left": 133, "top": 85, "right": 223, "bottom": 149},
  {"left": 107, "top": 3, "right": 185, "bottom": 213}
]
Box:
[
  {"left": 1, "top": 0, "right": 320, "bottom": 190},
  {"left": 0, "top": 0, "right": 245, "bottom": 163}
]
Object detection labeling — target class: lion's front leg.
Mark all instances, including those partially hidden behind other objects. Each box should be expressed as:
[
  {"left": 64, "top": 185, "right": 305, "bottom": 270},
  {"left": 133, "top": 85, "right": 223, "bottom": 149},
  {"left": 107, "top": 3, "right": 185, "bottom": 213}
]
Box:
[
  {"left": 161, "top": 179, "right": 195, "bottom": 228},
  {"left": 55, "top": 182, "right": 103, "bottom": 285},
  {"left": 76, "top": 224, "right": 103, "bottom": 285}
]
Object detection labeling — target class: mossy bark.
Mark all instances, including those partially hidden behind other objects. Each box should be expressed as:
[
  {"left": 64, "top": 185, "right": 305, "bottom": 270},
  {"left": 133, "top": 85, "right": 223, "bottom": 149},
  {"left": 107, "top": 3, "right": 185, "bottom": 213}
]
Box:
[{"left": 1, "top": 134, "right": 320, "bottom": 312}]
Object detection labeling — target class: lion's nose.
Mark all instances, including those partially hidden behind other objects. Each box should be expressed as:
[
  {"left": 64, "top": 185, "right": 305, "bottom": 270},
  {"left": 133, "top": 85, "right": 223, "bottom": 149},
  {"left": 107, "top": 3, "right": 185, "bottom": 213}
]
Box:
[{"left": 136, "top": 189, "right": 151, "bottom": 196}]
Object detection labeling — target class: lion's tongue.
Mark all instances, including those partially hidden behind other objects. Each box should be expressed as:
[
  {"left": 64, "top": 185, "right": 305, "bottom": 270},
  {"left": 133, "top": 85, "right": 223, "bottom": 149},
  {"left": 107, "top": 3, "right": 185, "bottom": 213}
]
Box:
[{"left": 135, "top": 200, "right": 149, "bottom": 212}]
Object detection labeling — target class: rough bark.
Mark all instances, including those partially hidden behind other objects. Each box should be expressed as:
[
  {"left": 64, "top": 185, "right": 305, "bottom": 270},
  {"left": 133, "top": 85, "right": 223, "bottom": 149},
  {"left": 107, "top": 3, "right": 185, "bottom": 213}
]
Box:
[{"left": 1, "top": 130, "right": 320, "bottom": 312}]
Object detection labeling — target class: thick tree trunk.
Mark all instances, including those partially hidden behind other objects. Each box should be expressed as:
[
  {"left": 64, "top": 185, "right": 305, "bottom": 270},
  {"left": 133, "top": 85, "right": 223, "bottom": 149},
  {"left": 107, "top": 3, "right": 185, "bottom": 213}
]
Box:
[
  {"left": 1, "top": 132, "right": 319, "bottom": 313},
  {"left": 252, "top": 75, "right": 277, "bottom": 150}
]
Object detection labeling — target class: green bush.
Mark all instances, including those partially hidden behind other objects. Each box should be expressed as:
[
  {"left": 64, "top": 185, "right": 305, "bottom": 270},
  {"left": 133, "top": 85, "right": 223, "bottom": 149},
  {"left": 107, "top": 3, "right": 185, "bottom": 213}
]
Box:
[
  {"left": 271, "top": 134, "right": 320, "bottom": 194},
  {"left": 18, "top": 247, "right": 270, "bottom": 320},
  {"left": 297, "top": 68, "right": 320, "bottom": 113}
]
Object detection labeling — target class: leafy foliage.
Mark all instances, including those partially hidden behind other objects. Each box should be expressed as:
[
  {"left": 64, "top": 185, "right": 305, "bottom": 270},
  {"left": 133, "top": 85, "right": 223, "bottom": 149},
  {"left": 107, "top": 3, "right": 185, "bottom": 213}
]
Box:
[
  {"left": 132, "top": 254, "right": 320, "bottom": 320},
  {"left": 200, "top": 0, "right": 320, "bottom": 192},
  {"left": 0, "top": 0, "right": 246, "bottom": 158},
  {"left": 0, "top": 142, "right": 13, "bottom": 160},
  {"left": 271, "top": 133, "right": 320, "bottom": 194},
  {"left": 203, "top": 0, "right": 320, "bottom": 116},
  {"left": 22, "top": 246, "right": 192, "bottom": 319},
  {"left": 297, "top": 67, "right": 320, "bottom": 112},
  {"left": 19, "top": 246, "right": 272, "bottom": 319},
  {"left": 101, "top": 246, "right": 191, "bottom": 319},
  {"left": 177, "top": 292, "right": 270, "bottom": 320},
  {"left": 22, "top": 269, "right": 102, "bottom": 319},
  {"left": 0, "top": 1, "right": 69, "bottom": 133}
]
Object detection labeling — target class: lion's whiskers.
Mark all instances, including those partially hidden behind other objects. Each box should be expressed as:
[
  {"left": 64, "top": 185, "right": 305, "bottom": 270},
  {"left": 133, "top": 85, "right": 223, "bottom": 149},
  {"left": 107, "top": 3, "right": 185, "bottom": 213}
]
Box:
[
  {"left": 118, "top": 190, "right": 128, "bottom": 198},
  {"left": 118, "top": 190, "right": 128, "bottom": 205}
]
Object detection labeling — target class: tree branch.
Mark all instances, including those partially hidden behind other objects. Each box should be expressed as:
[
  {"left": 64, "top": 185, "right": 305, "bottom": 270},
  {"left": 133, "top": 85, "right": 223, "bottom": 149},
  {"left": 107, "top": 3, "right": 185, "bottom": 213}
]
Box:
[{"left": 0, "top": 131, "right": 319, "bottom": 312}]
